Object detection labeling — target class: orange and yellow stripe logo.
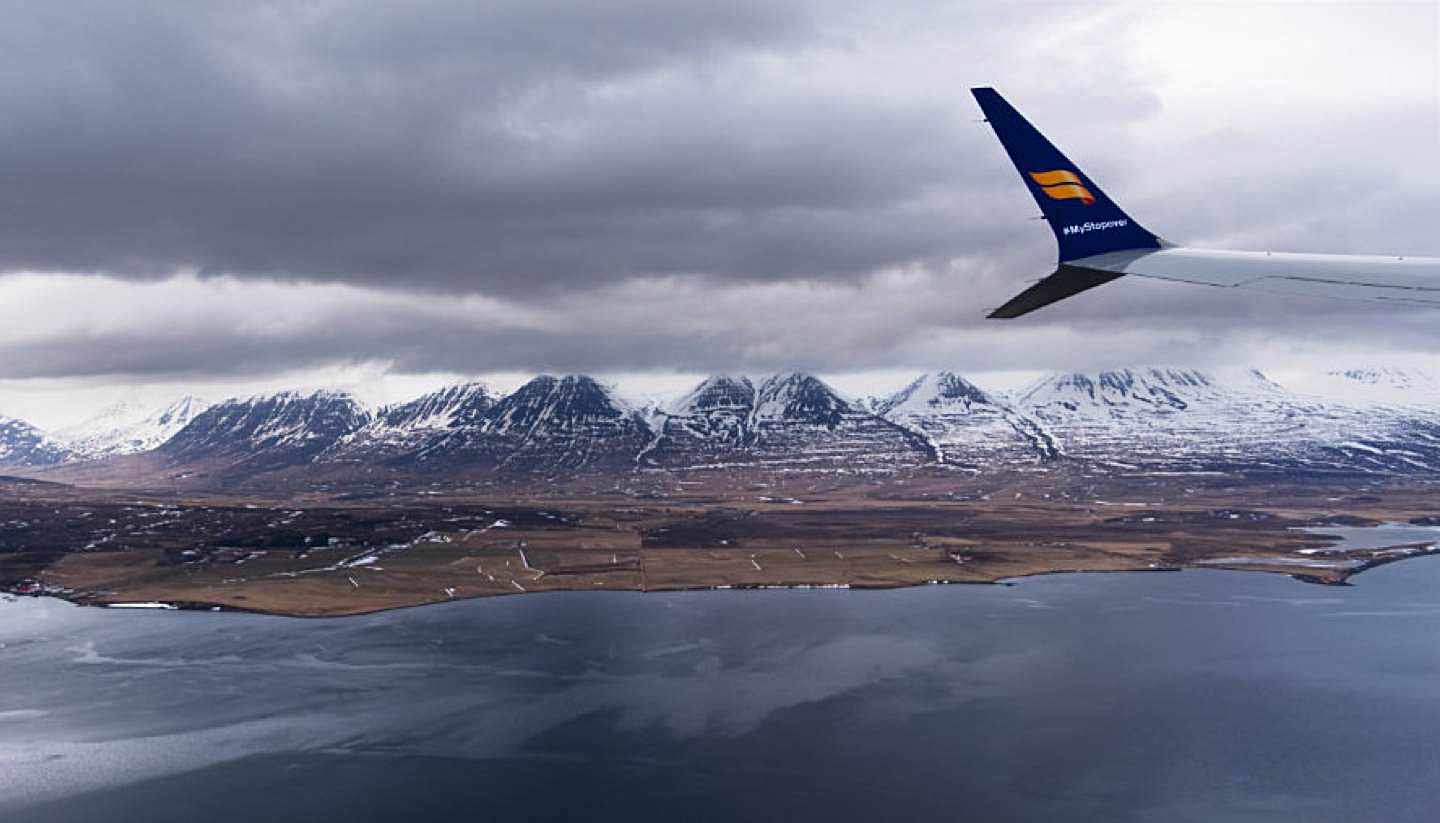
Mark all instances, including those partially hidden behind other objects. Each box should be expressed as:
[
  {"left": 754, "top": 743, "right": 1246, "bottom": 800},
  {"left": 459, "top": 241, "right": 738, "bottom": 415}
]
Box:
[{"left": 1029, "top": 170, "right": 1095, "bottom": 205}]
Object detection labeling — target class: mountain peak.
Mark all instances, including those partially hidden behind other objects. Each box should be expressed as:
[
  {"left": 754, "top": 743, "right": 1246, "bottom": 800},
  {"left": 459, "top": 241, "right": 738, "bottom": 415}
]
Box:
[
  {"left": 486, "top": 374, "right": 628, "bottom": 435},
  {"left": 0, "top": 414, "right": 71, "bottom": 467},
  {"left": 753, "top": 373, "right": 853, "bottom": 427},
  {"left": 1016, "top": 366, "right": 1283, "bottom": 413},
  {"left": 673, "top": 375, "right": 755, "bottom": 414},
  {"left": 878, "top": 371, "right": 994, "bottom": 417},
  {"left": 154, "top": 395, "right": 209, "bottom": 426},
  {"left": 57, "top": 395, "right": 212, "bottom": 458},
  {"left": 412, "top": 374, "right": 651, "bottom": 472},
  {"left": 875, "top": 372, "right": 1049, "bottom": 465},
  {"left": 163, "top": 390, "right": 369, "bottom": 469},
  {"left": 379, "top": 382, "right": 493, "bottom": 430}
]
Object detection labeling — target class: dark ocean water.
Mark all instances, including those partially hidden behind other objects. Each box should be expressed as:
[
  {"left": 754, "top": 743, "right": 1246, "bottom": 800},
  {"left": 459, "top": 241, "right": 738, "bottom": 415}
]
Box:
[{"left": 5, "top": 557, "right": 1440, "bottom": 822}]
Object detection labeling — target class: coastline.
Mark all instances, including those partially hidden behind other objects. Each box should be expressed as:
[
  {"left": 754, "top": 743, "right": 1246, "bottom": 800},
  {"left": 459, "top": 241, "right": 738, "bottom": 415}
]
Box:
[
  {"left": 8, "top": 475, "right": 1440, "bottom": 618},
  {"left": 10, "top": 543, "right": 1438, "bottom": 618}
]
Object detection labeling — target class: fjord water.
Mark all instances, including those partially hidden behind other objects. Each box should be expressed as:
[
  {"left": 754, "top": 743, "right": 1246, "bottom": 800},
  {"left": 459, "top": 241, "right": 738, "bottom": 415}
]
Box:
[{"left": 5, "top": 562, "right": 1440, "bottom": 822}]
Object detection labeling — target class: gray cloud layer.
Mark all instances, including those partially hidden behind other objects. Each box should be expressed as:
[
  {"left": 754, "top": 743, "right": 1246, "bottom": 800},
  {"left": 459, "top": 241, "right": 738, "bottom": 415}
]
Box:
[
  {"left": 0, "top": 1, "right": 1437, "bottom": 390},
  {"left": 0, "top": 0, "right": 1033, "bottom": 293}
]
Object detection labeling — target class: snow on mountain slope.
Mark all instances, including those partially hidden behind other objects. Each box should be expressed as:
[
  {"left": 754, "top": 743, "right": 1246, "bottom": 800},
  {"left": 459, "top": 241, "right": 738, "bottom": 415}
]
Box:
[
  {"left": 643, "top": 373, "right": 933, "bottom": 472},
  {"left": 379, "top": 382, "right": 494, "bottom": 430},
  {"left": 747, "top": 373, "right": 935, "bottom": 470},
  {"left": 661, "top": 375, "right": 755, "bottom": 440},
  {"left": 0, "top": 415, "right": 71, "bottom": 467},
  {"left": 324, "top": 382, "right": 495, "bottom": 460},
  {"left": 162, "top": 390, "right": 370, "bottom": 471},
  {"left": 56, "top": 396, "right": 210, "bottom": 457},
  {"left": 877, "top": 372, "right": 1056, "bottom": 465},
  {"left": 57, "top": 364, "right": 1440, "bottom": 483},
  {"left": 640, "top": 375, "right": 759, "bottom": 468},
  {"left": 1013, "top": 367, "right": 1440, "bottom": 473},
  {"left": 415, "top": 375, "right": 653, "bottom": 472},
  {"left": 1288, "top": 367, "right": 1440, "bottom": 410}
]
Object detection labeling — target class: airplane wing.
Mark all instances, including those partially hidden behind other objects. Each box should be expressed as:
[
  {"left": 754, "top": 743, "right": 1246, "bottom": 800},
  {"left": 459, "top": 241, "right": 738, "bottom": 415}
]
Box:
[
  {"left": 1077, "top": 247, "right": 1440, "bottom": 307},
  {"left": 971, "top": 87, "right": 1440, "bottom": 318}
]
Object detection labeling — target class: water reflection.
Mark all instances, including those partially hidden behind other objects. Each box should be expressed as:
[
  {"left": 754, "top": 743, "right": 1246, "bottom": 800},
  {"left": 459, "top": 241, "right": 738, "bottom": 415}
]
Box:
[{"left": 4, "top": 559, "right": 1440, "bottom": 822}]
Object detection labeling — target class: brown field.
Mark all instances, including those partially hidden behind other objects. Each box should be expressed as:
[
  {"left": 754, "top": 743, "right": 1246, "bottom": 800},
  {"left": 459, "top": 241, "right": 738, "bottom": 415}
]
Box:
[{"left": 5, "top": 471, "right": 1440, "bottom": 616}]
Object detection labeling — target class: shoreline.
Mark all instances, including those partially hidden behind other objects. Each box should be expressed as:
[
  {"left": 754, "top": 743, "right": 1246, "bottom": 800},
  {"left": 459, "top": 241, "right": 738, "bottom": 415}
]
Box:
[
  {"left": 8, "top": 475, "right": 1440, "bottom": 618},
  {"left": 10, "top": 548, "right": 1436, "bottom": 619}
]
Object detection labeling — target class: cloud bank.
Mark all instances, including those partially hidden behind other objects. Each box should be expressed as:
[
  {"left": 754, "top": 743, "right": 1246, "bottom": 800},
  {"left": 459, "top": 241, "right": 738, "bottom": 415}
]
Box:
[{"left": 1, "top": 1, "right": 1437, "bottom": 423}]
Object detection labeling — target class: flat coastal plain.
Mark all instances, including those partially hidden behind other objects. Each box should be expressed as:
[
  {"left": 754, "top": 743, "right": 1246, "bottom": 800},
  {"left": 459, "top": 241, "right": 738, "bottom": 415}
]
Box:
[{"left": 4, "top": 472, "right": 1439, "bottom": 616}]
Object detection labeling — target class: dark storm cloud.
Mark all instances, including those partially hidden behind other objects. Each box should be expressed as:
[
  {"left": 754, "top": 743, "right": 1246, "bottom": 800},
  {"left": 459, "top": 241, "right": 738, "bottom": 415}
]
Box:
[
  {"left": 0, "top": 0, "right": 1033, "bottom": 294},
  {"left": 0, "top": 1, "right": 1437, "bottom": 396}
]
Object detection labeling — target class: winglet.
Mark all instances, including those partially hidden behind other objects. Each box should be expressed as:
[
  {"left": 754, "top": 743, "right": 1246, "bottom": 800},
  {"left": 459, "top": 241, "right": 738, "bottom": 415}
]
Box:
[
  {"left": 972, "top": 88, "right": 1162, "bottom": 317},
  {"left": 986, "top": 264, "right": 1125, "bottom": 319}
]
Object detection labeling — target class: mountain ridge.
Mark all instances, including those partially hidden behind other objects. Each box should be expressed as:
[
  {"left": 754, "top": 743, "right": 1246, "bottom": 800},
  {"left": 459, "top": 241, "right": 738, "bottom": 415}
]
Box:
[{"left": 11, "top": 365, "right": 1440, "bottom": 482}]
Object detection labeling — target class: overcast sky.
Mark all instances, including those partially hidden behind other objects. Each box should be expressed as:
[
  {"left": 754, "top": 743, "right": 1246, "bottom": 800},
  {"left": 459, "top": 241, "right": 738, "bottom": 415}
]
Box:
[{"left": 1, "top": 0, "right": 1438, "bottom": 428}]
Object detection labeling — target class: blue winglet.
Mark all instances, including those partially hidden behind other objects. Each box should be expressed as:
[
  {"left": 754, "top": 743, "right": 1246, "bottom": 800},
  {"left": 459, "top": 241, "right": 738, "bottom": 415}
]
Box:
[{"left": 972, "top": 87, "right": 1161, "bottom": 263}]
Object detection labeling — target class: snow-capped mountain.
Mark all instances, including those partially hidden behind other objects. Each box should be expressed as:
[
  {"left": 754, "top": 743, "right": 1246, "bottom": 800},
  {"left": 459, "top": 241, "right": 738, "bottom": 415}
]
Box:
[
  {"left": 1012, "top": 367, "right": 1440, "bottom": 473},
  {"left": 1290, "top": 367, "right": 1440, "bottom": 410},
  {"left": 414, "top": 375, "right": 653, "bottom": 472},
  {"left": 877, "top": 372, "right": 1056, "bottom": 465},
  {"left": 751, "top": 373, "right": 852, "bottom": 428},
  {"left": 641, "top": 375, "right": 761, "bottom": 469},
  {"left": 325, "top": 382, "right": 495, "bottom": 460},
  {"left": 0, "top": 415, "right": 71, "bottom": 467},
  {"left": 56, "top": 396, "right": 210, "bottom": 457},
  {"left": 162, "top": 390, "right": 370, "bottom": 471},
  {"left": 642, "top": 373, "right": 933, "bottom": 471},
  {"left": 379, "top": 382, "right": 494, "bottom": 430},
  {"left": 31, "top": 363, "right": 1440, "bottom": 485},
  {"left": 745, "top": 373, "right": 935, "bottom": 469}
]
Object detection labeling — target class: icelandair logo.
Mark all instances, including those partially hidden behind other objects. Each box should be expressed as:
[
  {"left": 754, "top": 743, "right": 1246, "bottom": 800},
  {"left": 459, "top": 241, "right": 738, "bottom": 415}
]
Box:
[{"left": 1028, "top": 170, "right": 1095, "bottom": 205}]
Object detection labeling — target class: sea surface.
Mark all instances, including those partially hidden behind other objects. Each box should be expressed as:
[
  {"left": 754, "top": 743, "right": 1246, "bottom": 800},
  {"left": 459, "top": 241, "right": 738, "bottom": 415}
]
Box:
[
  {"left": 6, "top": 552, "right": 1440, "bottom": 821},
  {"left": 1302, "top": 521, "right": 1440, "bottom": 550}
]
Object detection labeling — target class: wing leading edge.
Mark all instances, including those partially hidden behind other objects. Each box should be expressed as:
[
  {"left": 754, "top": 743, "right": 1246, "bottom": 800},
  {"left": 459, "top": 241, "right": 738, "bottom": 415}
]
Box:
[{"left": 973, "top": 87, "right": 1440, "bottom": 317}]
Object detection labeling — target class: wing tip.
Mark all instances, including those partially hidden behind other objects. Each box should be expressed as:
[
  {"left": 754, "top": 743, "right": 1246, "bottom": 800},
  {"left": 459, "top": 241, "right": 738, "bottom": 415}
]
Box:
[
  {"left": 986, "top": 304, "right": 1031, "bottom": 320},
  {"left": 986, "top": 265, "right": 1125, "bottom": 319}
]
